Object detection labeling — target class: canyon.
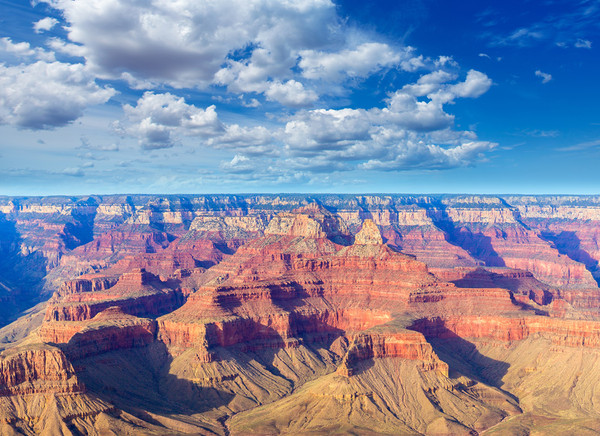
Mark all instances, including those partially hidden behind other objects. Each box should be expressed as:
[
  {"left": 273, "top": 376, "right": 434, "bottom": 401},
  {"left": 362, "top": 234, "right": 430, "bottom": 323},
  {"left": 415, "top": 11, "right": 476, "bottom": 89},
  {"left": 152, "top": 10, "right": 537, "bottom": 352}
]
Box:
[{"left": 2, "top": 194, "right": 600, "bottom": 434}]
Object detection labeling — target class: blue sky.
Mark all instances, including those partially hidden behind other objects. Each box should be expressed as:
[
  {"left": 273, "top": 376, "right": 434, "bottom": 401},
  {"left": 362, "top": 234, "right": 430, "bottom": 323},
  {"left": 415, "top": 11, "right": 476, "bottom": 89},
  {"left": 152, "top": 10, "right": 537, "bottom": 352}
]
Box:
[{"left": 0, "top": 0, "right": 598, "bottom": 195}]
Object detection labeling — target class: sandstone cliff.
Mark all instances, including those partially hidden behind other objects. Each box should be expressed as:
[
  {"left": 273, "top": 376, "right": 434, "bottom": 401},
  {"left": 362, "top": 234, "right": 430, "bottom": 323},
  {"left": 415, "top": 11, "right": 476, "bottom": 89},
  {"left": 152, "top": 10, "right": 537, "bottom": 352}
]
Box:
[{"left": 3, "top": 194, "right": 600, "bottom": 434}]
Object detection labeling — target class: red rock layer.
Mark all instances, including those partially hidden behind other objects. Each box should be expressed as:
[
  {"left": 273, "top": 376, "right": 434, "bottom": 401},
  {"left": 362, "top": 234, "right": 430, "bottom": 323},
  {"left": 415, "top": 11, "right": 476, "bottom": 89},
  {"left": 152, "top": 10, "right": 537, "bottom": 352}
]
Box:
[
  {"left": 337, "top": 330, "right": 449, "bottom": 377},
  {"left": 62, "top": 320, "right": 157, "bottom": 360},
  {"left": 44, "top": 268, "right": 184, "bottom": 322},
  {"left": 431, "top": 267, "right": 558, "bottom": 305},
  {"left": 158, "top": 213, "right": 520, "bottom": 365},
  {"left": 461, "top": 225, "right": 595, "bottom": 287},
  {"left": 0, "top": 347, "right": 83, "bottom": 396},
  {"left": 383, "top": 226, "right": 480, "bottom": 269},
  {"left": 410, "top": 315, "right": 600, "bottom": 347},
  {"left": 59, "top": 274, "right": 119, "bottom": 295}
]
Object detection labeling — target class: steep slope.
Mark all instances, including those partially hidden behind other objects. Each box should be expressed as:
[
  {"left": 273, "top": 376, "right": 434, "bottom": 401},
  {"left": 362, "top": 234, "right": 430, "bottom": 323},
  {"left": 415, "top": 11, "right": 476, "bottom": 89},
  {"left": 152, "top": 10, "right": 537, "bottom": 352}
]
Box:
[
  {"left": 0, "top": 340, "right": 175, "bottom": 436},
  {"left": 2, "top": 195, "right": 600, "bottom": 434}
]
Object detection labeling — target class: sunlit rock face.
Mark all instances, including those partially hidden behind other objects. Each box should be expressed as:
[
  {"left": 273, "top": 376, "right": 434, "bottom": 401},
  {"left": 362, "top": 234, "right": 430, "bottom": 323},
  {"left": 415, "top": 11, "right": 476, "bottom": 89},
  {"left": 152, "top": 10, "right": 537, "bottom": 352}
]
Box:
[{"left": 3, "top": 194, "right": 600, "bottom": 434}]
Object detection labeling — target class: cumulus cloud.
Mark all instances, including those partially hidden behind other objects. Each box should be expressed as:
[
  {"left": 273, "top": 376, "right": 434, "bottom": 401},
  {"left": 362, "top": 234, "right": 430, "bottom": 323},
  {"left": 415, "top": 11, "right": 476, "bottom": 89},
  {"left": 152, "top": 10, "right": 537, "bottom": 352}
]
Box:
[
  {"left": 0, "top": 61, "right": 116, "bottom": 129},
  {"left": 220, "top": 154, "right": 254, "bottom": 173},
  {"left": 0, "top": 37, "right": 54, "bottom": 61},
  {"left": 283, "top": 108, "right": 373, "bottom": 153},
  {"left": 120, "top": 91, "right": 278, "bottom": 154},
  {"left": 119, "top": 92, "right": 224, "bottom": 149},
  {"left": 33, "top": 17, "right": 59, "bottom": 33},
  {"left": 399, "top": 70, "right": 457, "bottom": 97},
  {"left": 299, "top": 42, "right": 405, "bottom": 81},
  {"left": 206, "top": 124, "right": 275, "bottom": 155},
  {"left": 265, "top": 80, "right": 318, "bottom": 107},
  {"left": 446, "top": 69, "right": 493, "bottom": 99},
  {"left": 47, "top": 38, "right": 86, "bottom": 58},
  {"left": 360, "top": 140, "right": 495, "bottom": 171},
  {"left": 399, "top": 69, "right": 492, "bottom": 103},
  {"left": 41, "top": 0, "right": 339, "bottom": 88},
  {"left": 280, "top": 105, "right": 494, "bottom": 171},
  {"left": 0, "top": 38, "right": 36, "bottom": 56},
  {"left": 535, "top": 70, "right": 552, "bottom": 84},
  {"left": 120, "top": 68, "right": 495, "bottom": 172},
  {"left": 22, "top": 0, "right": 496, "bottom": 179},
  {"left": 277, "top": 70, "right": 495, "bottom": 171},
  {"left": 41, "top": 0, "right": 424, "bottom": 106},
  {"left": 380, "top": 93, "right": 453, "bottom": 131}
]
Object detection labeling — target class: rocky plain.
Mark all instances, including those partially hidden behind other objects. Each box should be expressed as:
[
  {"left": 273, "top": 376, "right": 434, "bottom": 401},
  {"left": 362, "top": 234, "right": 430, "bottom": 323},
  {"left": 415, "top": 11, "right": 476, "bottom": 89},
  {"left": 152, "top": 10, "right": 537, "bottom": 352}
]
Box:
[{"left": 2, "top": 194, "right": 600, "bottom": 434}]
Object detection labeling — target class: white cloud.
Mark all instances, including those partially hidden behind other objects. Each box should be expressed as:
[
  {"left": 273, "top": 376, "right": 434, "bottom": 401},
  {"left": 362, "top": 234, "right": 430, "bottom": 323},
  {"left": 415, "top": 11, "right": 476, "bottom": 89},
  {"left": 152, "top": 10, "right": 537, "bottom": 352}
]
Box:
[
  {"left": 400, "top": 69, "right": 492, "bottom": 104},
  {"left": 41, "top": 0, "right": 339, "bottom": 89},
  {"left": 283, "top": 108, "right": 372, "bottom": 152},
  {"left": 447, "top": 69, "right": 493, "bottom": 99},
  {"left": 558, "top": 139, "right": 600, "bottom": 152},
  {"left": 0, "top": 37, "right": 55, "bottom": 61},
  {"left": 400, "top": 53, "right": 426, "bottom": 72},
  {"left": 207, "top": 124, "right": 273, "bottom": 152},
  {"left": 400, "top": 70, "right": 458, "bottom": 97},
  {"left": 78, "top": 136, "right": 119, "bottom": 151},
  {"left": 360, "top": 139, "right": 495, "bottom": 171},
  {"left": 120, "top": 92, "right": 224, "bottom": 149},
  {"left": 265, "top": 80, "right": 318, "bottom": 107},
  {"left": 0, "top": 38, "right": 35, "bottom": 56},
  {"left": 33, "top": 17, "right": 59, "bottom": 33},
  {"left": 381, "top": 93, "right": 453, "bottom": 131},
  {"left": 47, "top": 38, "right": 86, "bottom": 58},
  {"left": 120, "top": 67, "right": 496, "bottom": 172},
  {"left": 506, "top": 27, "right": 546, "bottom": 45},
  {"left": 299, "top": 42, "right": 405, "bottom": 81},
  {"left": 273, "top": 70, "right": 495, "bottom": 172},
  {"left": 61, "top": 166, "right": 85, "bottom": 177},
  {"left": 41, "top": 0, "right": 425, "bottom": 106},
  {"left": 220, "top": 154, "right": 254, "bottom": 173},
  {"left": 574, "top": 39, "right": 592, "bottom": 49},
  {"left": 535, "top": 70, "right": 552, "bottom": 84},
  {"left": 23, "top": 0, "right": 497, "bottom": 179},
  {"left": 120, "top": 92, "right": 280, "bottom": 154},
  {"left": 0, "top": 61, "right": 116, "bottom": 129}
]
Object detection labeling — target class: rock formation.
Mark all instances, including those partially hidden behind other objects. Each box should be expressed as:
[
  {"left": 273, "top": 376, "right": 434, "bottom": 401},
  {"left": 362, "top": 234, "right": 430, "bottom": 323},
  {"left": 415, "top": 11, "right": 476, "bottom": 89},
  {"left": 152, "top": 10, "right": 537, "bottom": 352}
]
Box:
[{"left": 3, "top": 194, "right": 600, "bottom": 434}]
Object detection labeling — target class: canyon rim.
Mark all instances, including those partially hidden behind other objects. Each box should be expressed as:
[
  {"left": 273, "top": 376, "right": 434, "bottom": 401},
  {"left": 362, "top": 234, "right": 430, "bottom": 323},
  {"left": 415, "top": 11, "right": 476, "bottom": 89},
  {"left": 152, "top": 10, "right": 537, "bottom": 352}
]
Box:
[{"left": 2, "top": 195, "right": 600, "bottom": 434}]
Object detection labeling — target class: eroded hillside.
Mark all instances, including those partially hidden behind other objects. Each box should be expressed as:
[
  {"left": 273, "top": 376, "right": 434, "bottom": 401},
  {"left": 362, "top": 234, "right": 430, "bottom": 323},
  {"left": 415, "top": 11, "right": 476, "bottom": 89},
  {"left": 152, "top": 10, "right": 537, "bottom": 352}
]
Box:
[{"left": 2, "top": 194, "right": 600, "bottom": 434}]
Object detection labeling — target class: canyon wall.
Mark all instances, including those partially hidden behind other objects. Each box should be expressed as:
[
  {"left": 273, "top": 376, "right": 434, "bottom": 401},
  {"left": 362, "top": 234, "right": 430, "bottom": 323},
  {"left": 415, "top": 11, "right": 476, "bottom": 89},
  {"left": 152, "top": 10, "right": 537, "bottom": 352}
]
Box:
[{"left": 3, "top": 195, "right": 600, "bottom": 434}]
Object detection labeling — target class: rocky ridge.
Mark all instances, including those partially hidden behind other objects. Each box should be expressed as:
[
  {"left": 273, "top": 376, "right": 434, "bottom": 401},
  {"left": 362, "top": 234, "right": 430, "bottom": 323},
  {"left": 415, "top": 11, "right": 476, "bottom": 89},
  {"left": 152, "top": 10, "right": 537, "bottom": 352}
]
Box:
[{"left": 3, "top": 195, "right": 600, "bottom": 434}]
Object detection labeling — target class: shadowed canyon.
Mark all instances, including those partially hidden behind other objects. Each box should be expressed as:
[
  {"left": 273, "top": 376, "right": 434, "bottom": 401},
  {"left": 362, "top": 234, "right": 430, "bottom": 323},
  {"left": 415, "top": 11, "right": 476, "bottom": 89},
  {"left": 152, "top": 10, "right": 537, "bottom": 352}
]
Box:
[{"left": 3, "top": 194, "right": 600, "bottom": 435}]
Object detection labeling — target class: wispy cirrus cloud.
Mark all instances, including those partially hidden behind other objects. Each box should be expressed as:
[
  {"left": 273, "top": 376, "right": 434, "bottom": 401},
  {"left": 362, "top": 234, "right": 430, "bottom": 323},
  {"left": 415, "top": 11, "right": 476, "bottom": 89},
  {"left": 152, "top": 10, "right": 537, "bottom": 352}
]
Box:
[
  {"left": 558, "top": 139, "right": 600, "bottom": 152},
  {"left": 483, "top": 0, "right": 599, "bottom": 49},
  {"left": 574, "top": 38, "right": 593, "bottom": 48},
  {"left": 521, "top": 129, "right": 560, "bottom": 138},
  {"left": 535, "top": 70, "right": 552, "bottom": 84}
]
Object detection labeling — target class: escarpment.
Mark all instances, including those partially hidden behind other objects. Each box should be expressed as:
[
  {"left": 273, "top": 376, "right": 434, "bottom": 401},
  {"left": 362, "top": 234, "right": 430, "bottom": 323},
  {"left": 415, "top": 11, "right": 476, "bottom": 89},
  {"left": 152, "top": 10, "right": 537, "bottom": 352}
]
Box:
[{"left": 4, "top": 194, "right": 600, "bottom": 434}]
